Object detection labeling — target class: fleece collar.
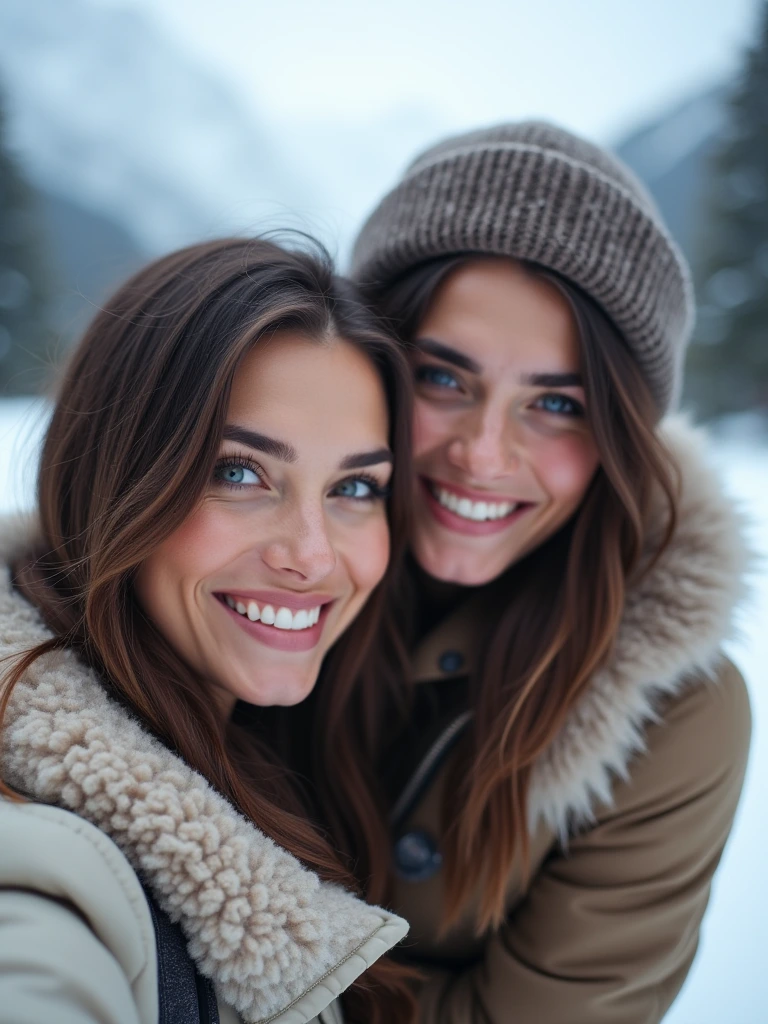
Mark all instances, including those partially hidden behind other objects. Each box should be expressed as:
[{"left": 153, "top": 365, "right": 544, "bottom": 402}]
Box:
[
  {"left": 409, "top": 417, "right": 750, "bottom": 835},
  {"left": 0, "top": 520, "right": 407, "bottom": 1023}
]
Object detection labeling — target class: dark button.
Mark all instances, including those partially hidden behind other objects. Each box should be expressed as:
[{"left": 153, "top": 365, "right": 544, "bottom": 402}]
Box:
[
  {"left": 438, "top": 650, "right": 464, "bottom": 673},
  {"left": 393, "top": 830, "right": 443, "bottom": 882}
]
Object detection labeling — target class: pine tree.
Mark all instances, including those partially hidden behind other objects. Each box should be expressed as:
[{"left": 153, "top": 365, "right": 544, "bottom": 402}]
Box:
[
  {"left": 685, "top": 0, "right": 768, "bottom": 418},
  {"left": 0, "top": 85, "right": 52, "bottom": 395}
]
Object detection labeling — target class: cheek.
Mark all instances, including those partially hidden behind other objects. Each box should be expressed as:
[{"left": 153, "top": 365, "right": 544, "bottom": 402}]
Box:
[
  {"left": 536, "top": 435, "right": 600, "bottom": 502},
  {"left": 412, "top": 399, "right": 452, "bottom": 460},
  {"left": 136, "top": 504, "right": 243, "bottom": 604},
  {"left": 346, "top": 517, "right": 391, "bottom": 594}
]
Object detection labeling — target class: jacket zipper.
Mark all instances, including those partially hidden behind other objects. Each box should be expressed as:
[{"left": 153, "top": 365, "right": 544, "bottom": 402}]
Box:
[{"left": 389, "top": 710, "right": 473, "bottom": 828}]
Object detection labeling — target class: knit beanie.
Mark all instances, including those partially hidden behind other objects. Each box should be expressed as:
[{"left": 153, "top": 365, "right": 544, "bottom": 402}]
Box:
[{"left": 351, "top": 121, "right": 694, "bottom": 414}]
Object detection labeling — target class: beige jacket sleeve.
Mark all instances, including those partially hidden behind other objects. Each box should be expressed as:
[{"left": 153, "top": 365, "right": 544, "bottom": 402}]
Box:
[
  {"left": 0, "top": 887, "right": 142, "bottom": 1024},
  {"left": 0, "top": 889, "right": 342, "bottom": 1024},
  {"left": 0, "top": 801, "right": 158, "bottom": 1024},
  {"left": 0, "top": 802, "right": 354, "bottom": 1024},
  {"left": 418, "top": 659, "right": 752, "bottom": 1024}
]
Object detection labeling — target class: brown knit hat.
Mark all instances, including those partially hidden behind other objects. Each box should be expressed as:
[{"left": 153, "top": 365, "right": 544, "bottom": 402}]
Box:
[{"left": 351, "top": 121, "right": 694, "bottom": 413}]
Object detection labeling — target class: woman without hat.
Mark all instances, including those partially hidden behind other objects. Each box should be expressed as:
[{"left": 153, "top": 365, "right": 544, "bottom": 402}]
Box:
[
  {"left": 316, "top": 122, "right": 751, "bottom": 1023},
  {"left": 0, "top": 237, "right": 419, "bottom": 1024}
]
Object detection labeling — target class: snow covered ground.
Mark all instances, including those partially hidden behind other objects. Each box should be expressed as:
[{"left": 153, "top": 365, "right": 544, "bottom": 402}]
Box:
[{"left": 0, "top": 398, "right": 766, "bottom": 1022}]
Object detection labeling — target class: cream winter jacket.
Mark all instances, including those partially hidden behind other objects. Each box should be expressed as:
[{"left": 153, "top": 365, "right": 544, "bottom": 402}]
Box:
[{"left": 0, "top": 517, "right": 408, "bottom": 1024}]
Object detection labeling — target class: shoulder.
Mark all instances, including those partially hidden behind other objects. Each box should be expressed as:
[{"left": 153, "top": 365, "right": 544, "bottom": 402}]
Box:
[
  {"left": 0, "top": 799, "right": 157, "bottom": 1005},
  {"left": 639, "top": 656, "right": 749, "bottom": 793},
  {"left": 602, "top": 656, "right": 751, "bottom": 825}
]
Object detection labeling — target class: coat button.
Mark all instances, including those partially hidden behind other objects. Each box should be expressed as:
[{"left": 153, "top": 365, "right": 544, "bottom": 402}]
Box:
[
  {"left": 393, "top": 830, "right": 443, "bottom": 882},
  {"left": 438, "top": 650, "right": 464, "bottom": 673}
]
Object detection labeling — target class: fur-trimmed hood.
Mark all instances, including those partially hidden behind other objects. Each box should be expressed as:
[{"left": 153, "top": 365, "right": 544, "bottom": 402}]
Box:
[
  {"left": 0, "top": 516, "right": 408, "bottom": 1024},
  {"left": 529, "top": 416, "right": 750, "bottom": 834}
]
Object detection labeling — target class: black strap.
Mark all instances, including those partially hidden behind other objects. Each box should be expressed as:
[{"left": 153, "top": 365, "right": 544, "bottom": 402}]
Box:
[
  {"left": 380, "top": 675, "right": 470, "bottom": 820},
  {"left": 142, "top": 884, "right": 220, "bottom": 1024}
]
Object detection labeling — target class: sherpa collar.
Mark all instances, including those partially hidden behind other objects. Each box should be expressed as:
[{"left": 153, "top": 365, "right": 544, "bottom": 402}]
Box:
[
  {"left": 0, "top": 517, "right": 408, "bottom": 1024},
  {"left": 408, "top": 416, "right": 750, "bottom": 835}
]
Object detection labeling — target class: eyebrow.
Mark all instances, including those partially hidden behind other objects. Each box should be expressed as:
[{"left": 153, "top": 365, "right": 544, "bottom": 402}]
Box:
[
  {"left": 339, "top": 448, "right": 393, "bottom": 470},
  {"left": 416, "top": 339, "right": 582, "bottom": 388},
  {"left": 415, "top": 337, "right": 482, "bottom": 374},
  {"left": 223, "top": 425, "right": 392, "bottom": 471},
  {"left": 222, "top": 426, "right": 297, "bottom": 463},
  {"left": 520, "top": 372, "right": 583, "bottom": 388}
]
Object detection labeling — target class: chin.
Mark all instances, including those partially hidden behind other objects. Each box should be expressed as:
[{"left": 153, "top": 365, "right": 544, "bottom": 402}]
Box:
[
  {"left": 225, "top": 666, "right": 319, "bottom": 709},
  {"left": 416, "top": 545, "right": 509, "bottom": 588}
]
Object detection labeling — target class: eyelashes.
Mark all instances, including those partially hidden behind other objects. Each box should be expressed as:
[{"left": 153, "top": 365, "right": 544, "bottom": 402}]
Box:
[
  {"left": 212, "top": 452, "right": 390, "bottom": 502},
  {"left": 416, "top": 364, "right": 461, "bottom": 390},
  {"left": 332, "top": 473, "right": 391, "bottom": 502},
  {"left": 416, "top": 363, "right": 586, "bottom": 418},
  {"left": 532, "top": 393, "right": 585, "bottom": 417},
  {"left": 212, "top": 454, "right": 265, "bottom": 490}
]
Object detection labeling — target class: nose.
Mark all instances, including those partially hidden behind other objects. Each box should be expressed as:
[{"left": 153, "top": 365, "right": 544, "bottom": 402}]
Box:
[
  {"left": 447, "top": 406, "right": 519, "bottom": 480},
  {"left": 260, "top": 503, "right": 337, "bottom": 583}
]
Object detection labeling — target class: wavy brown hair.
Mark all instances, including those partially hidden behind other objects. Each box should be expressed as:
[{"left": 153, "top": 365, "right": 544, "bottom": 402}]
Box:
[
  {"left": 336, "top": 253, "right": 682, "bottom": 934},
  {"left": 0, "top": 237, "right": 417, "bottom": 1022}
]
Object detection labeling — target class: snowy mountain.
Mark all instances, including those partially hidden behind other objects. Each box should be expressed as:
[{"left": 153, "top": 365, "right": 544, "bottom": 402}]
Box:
[
  {"left": 614, "top": 85, "right": 727, "bottom": 261},
  {"left": 39, "top": 188, "right": 147, "bottom": 337},
  {"left": 0, "top": 0, "right": 732, "bottom": 347},
  {"left": 0, "top": 0, "right": 321, "bottom": 256}
]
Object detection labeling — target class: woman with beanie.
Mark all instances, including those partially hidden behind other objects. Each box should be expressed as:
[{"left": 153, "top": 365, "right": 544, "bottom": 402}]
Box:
[
  {"left": 0, "top": 237, "right": 418, "bottom": 1024},
  {"left": 313, "top": 123, "right": 751, "bottom": 1023}
]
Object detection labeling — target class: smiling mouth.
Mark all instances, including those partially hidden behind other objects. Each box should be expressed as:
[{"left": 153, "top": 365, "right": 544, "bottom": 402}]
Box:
[
  {"left": 220, "top": 595, "right": 322, "bottom": 631},
  {"left": 426, "top": 480, "right": 524, "bottom": 522},
  {"left": 216, "top": 593, "right": 334, "bottom": 653}
]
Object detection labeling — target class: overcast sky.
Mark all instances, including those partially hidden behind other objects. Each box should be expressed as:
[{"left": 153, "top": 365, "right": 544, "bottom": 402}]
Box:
[{"left": 92, "top": 0, "right": 760, "bottom": 142}]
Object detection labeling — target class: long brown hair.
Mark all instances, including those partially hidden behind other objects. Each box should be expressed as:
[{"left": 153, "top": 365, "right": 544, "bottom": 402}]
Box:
[
  {"left": 0, "top": 236, "right": 416, "bottom": 1022},
  {"left": 345, "top": 253, "right": 681, "bottom": 933}
]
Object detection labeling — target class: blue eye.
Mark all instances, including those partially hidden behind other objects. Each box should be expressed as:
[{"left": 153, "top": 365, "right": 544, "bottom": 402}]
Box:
[
  {"left": 332, "top": 475, "right": 389, "bottom": 502},
  {"left": 416, "top": 365, "right": 461, "bottom": 390},
  {"left": 534, "top": 393, "right": 584, "bottom": 417},
  {"left": 213, "top": 458, "right": 263, "bottom": 488}
]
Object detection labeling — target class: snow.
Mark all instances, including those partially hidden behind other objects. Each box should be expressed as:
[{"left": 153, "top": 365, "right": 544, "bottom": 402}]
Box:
[
  {"left": 664, "top": 437, "right": 768, "bottom": 1024},
  {"left": 0, "top": 398, "right": 766, "bottom": 1021}
]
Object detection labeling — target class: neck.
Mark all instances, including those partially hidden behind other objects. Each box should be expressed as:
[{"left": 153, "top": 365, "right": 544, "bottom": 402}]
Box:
[{"left": 408, "top": 553, "right": 469, "bottom": 642}]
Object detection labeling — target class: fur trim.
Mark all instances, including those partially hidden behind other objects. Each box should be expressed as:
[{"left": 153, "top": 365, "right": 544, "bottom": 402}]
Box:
[
  {"left": 528, "top": 416, "right": 751, "bottom": 835},
  {"left": 0, "top": 514, "right": 407, "bottom": 1023}
]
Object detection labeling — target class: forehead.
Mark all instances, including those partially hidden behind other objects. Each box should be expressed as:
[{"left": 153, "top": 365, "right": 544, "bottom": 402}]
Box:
[
  {"left": 227, "top": 331, "right": 389, "bottom": 444},
  {"left": 420, "top": 259, "right": 582, "bottom": 373}
]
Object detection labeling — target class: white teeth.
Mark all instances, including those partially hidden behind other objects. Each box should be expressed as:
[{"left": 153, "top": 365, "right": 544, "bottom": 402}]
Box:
[
  {"left": 291, "top": 610, "right": 309, "bottom": 631},
  {"left": 274, "top": 607, "right": 293, "bottom": 630},
  {"left": 225, "top": 597, "right": 322, "bottom": 631},
  {"left": 434, "top": 485, "right": 519, "bottom": 522}
]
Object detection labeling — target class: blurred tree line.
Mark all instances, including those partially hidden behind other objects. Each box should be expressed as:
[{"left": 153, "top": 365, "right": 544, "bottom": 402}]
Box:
[
  {"left": 685, "top": 0, "right": 768, "bottom": 418},
  {"left": 1, "top": 4, "right": 768, "bottom": 416},
  {"left": 0, "top": 87, "right": 52, "bottom": 395}
]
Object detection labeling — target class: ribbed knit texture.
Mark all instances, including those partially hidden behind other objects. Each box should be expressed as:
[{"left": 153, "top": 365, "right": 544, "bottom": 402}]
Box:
[{"left": 351, "top": 121, "right": 694, "bottom": 413}]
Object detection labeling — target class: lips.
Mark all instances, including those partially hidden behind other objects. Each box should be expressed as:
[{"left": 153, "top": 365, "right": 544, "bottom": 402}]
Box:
[
  {"left": 420, "top": 477, "right": 533, "bottom": 536},
  {"left": 216, "top": 590, "right": 335, "bottom": 652}
]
